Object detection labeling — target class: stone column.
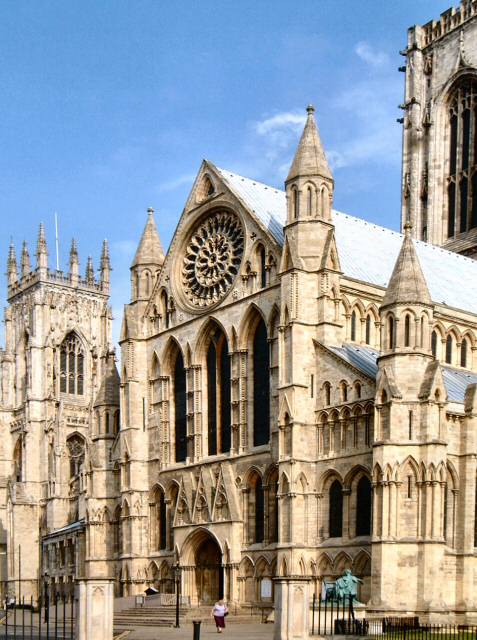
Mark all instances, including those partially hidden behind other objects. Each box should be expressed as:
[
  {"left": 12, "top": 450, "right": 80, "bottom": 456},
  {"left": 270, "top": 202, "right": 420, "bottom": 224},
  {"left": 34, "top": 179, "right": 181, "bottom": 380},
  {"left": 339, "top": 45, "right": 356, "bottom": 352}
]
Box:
[
  {"left": 274, "top": 576, "right": 310, "bottom": 640},
  {"left": 76, "top": 578, "right": 114, "bottom": 640}
]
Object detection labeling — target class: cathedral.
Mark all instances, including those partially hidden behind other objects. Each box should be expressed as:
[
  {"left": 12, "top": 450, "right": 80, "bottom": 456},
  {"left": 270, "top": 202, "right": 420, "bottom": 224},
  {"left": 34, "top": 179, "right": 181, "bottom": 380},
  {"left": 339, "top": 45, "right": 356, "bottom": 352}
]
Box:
[{"left": 1, "top": 0, "right": 477, "bottom": 624}]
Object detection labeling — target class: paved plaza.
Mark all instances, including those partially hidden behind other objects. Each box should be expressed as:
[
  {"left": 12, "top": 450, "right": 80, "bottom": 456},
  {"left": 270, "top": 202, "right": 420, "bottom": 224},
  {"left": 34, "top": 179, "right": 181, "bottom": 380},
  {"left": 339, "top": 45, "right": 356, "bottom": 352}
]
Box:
[{"left": 115, "top": 621, "right": 274, "bottom": 640}]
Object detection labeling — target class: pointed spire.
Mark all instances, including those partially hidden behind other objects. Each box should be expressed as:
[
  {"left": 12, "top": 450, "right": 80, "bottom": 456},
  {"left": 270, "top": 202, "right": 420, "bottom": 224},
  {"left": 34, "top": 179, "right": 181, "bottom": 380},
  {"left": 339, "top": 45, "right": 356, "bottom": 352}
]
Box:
[
  {"left": 7, "top": 240, "right": 18, "bottom": 285},
  {"left": 21, "top": 241, "right": 31, "bottom": 278},
  {"left": 93, "top": 350, "right": 120, "bottom": 408},
  {"left": 100, "top": 239, "right": 110, "bottom": 270},
  {"left": 69, "top": 238, "right": 78, "bottom": 263},
  {"left": 100, "top": 239, "right": 111, "bottom": 291},
  {"left": 382, "top": 223, "right": 431, "bottom": 307},
  {"left": 36, "top": 223, "right": 48, "bottom": 270},
  {"left": 69, "top": 238, "right": 79, "bottom": 284},
  {"left": 131, "top": 207, "right": 165, "bottom": 268},
  {"left": 86, "top": 255, "right": 95, "bottom": 284},
  {"left": 286, "top": 104, "right": 333, "bottom": 183}
]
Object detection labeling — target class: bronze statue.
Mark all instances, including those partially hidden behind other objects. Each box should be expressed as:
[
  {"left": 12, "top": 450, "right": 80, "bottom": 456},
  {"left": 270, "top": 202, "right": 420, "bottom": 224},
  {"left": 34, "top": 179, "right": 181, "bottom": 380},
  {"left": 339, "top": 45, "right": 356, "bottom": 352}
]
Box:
[{"left": 335, "top": 569, "right": 362, "bottom": 600}]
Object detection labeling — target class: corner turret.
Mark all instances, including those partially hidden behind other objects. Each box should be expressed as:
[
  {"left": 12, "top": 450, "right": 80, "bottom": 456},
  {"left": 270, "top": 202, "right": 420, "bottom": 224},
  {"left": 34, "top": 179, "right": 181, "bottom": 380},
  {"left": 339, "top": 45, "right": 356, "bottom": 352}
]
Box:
[
  {"left": 100, "top": 239, "right": 111, "bottom": 293},
  {"left": 285, "top": 104, "right": 333, "bottom": 222},
  {"left": 93, "top": 350, "right": 120, "bottom": 440},
  {"left": 69, "top": 239, "right": 79, "bottom": 285},
  {"left": 130, "top": 207, "right": 164, "bottom": 302},
  {"left": 379, "top": 222, "right": 433, "bottom": 357},
  {"left": 21, "top": 241, "right": 31, "bottom": 278},
  {"left": 85, "top": 256, "right": 95, "bottom": 285},
  {"left": 36, "top": 223, "right": 48, "bottom": 275},
  {"left": 7, "top": 241, "right": 17, "bottom": 287}
]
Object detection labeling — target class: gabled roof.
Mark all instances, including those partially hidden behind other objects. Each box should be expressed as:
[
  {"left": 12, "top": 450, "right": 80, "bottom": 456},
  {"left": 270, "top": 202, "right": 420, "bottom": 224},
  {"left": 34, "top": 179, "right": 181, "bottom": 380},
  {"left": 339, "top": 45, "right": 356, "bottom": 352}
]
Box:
[
  {"left": 329, "top": 342, "right": 477, "bottom": 405},
  {"left": 214, "top": 166, "right": 477, "bottom": 315},
  {"left": 441, "top": 367, "right": 477, "bottom": 403},
  {"left": 328, "top": 344, "right": 379, "bottom": 379},
  {"left": 217, "top": 168, "right": 285, "bottom": 244}
]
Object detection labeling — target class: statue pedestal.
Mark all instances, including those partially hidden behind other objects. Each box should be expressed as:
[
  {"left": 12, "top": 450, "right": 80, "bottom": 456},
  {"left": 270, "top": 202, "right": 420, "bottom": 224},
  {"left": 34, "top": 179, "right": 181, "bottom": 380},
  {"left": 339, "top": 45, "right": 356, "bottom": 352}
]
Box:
[
  {"left": 76, "top": 578, "right": 114, "bottom": 640},
  {"left": 274, "top": 576, "right": 310, "bottom": 640}
]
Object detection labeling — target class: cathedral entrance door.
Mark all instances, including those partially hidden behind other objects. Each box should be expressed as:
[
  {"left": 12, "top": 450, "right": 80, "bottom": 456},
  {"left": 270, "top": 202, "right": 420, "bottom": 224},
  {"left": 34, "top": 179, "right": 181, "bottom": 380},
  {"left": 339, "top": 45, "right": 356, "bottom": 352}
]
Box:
[{"left": 194, "top": 537, "right": 223, "bottom": 604}]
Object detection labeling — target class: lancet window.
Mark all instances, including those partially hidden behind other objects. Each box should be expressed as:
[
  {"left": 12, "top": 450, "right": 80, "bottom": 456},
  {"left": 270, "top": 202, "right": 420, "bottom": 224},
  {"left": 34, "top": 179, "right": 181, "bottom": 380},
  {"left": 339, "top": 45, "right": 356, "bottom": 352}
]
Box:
[
  {"left": 461, "top": 337, "right": 469, "bottom": 368},
  {"left": 431, "top": 330, "right": 438, "bottom": 357},
  {"left": 173, "top": 350, "right": 187, "bottom": 462},
  {"left": 329, "top": 480, "right": 343, "bottom": 537},
  {"left": 206, "top": 327, "right": 231, "bottom": 455},
  {"left": 151, "top": 487, "right": 167, "bottom": 551},
  {"left": 60, "top": 333, "right": 84, "bottom": 395},
  {"left": 447, "top": 78, "right": 477, "bottom": 238},
  {"left": 356, "top": 476, "right": 372, "bottom": 536},
  {"left": 252, "top": 317, "right": 270, "bottom": 446},
  {"left": 445, "top": 335, "right": 453, "bottom": 364},
  {"left": 248, "top": 472, "right": 265, "bottom": 544},
  {"left": 351, "top": 311, "right": 357, "bottom": 342}
]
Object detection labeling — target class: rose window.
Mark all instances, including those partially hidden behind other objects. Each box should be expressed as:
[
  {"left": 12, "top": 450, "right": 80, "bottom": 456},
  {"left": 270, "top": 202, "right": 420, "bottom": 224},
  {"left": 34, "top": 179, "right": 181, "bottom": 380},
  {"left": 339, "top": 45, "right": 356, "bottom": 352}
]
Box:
[{"left": 182, "top": 212, "right": 244, "bottom": 308}]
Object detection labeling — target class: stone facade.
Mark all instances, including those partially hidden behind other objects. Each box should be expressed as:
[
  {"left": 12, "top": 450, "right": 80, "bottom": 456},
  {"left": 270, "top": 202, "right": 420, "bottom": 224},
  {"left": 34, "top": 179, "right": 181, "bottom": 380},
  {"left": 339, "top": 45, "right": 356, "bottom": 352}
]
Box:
[
  {"left": 401, "top": 0, "right": 477, "bottom": 257},
  {"left": 0, "top": 0, "right": 477, "bottom": 624},
  {"left": 0, "top": 232, "right": 118, "bottom": 600}
]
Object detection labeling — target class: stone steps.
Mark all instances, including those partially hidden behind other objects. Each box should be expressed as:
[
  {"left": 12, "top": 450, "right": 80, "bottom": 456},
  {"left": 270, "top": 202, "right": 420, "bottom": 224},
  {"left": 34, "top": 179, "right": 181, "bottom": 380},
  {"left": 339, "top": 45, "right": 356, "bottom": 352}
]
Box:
[{"left": 113, "top": 604, "right": 264, "bottom": 630}]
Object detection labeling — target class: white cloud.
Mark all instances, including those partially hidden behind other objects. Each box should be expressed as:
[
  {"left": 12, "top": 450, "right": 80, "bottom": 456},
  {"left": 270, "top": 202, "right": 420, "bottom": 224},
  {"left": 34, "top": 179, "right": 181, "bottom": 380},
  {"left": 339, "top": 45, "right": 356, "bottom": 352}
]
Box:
[
  {"left": 355, "top": 41, "right": 390, "bottom": 69},
  {"left": 157, "top": 173, "right": 195, "bottom": 193},
  {"left": 254, "top": 112, "right": 306, "bottom": 136}
]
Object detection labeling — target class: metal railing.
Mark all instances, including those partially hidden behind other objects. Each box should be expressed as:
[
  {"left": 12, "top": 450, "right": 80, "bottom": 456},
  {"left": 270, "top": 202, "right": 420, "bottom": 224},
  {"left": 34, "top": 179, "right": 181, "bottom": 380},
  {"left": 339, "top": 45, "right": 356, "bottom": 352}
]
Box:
[
  {"left": 1, "top": 594, "right": 76, "bottom": 639},
  {"left": 310, "top": 594, "right": 477, "bottom": 639}
]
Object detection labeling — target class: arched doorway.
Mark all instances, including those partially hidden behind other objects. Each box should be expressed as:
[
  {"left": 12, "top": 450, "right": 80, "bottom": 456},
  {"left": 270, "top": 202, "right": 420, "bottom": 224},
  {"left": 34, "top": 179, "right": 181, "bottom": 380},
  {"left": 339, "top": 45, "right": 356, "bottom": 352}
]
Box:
[{"left": 195, "top": 537, "right": 223, "bottom": 603}]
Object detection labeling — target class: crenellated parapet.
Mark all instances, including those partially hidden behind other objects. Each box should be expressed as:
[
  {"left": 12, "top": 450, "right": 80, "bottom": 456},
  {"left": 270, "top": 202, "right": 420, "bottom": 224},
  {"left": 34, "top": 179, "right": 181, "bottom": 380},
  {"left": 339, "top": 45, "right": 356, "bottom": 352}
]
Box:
[
  {"left": 6, "top": 224, "right": 111, "bottom": 300},
  {"left": 408, "top": 1, "right": 477, "bottom": 50}
]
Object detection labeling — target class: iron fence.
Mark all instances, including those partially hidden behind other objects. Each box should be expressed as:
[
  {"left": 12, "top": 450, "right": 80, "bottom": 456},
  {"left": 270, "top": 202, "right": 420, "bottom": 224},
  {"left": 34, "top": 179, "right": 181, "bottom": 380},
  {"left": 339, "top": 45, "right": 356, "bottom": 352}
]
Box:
[
  {"left": 1, "top": 594, "right": 76, "bottom": 639},
  {"left": 310, "top": 594, "right": 477, "bottom": 639}
]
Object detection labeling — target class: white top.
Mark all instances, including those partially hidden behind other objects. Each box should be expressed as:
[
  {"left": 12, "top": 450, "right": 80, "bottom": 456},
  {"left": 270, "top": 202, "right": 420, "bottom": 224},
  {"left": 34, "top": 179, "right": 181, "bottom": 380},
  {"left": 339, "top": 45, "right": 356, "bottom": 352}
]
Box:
[{"left": 213, "top": 603, "right": 227, "bottom": 617}]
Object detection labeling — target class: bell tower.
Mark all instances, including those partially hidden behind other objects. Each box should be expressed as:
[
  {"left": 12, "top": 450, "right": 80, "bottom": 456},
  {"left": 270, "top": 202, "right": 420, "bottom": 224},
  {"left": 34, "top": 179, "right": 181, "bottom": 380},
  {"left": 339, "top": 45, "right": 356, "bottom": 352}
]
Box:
[
  {"left": 400, "top": 2, "right": 477, "bottom": 258},
  {"left": 0, "top": 223, "right": 117, "bottom": 601}
]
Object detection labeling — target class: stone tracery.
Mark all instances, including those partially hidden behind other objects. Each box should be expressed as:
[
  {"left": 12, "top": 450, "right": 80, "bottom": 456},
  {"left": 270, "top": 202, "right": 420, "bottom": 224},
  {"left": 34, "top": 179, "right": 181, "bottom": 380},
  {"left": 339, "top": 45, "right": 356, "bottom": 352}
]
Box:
[{"left": 182, "top": 211, "right": 244, "bottom": 308}]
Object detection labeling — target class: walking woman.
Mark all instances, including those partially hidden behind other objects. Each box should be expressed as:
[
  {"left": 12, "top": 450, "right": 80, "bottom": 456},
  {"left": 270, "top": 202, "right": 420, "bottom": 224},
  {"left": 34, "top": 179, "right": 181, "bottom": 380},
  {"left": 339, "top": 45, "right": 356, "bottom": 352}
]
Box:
[{"left": 211, "top": 599, "right": 228, "bottom": 633}]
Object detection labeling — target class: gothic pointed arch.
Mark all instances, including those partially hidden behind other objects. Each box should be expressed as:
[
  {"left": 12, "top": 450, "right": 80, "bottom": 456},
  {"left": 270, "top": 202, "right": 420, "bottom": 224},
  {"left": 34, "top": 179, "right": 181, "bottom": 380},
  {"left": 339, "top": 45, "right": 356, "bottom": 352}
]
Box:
[
  {"left": 241, "top": 307, "right": 270, "bottom": 448},
  {"left": 246, "top": 468, "right": 265, "bottom": 544},
  {"left": 59, "top": 331, "right": 85, "bottom": 395},
  {"left": 195, "top": 318, "right": 231, "bottom": 456},
  {"left": 163, "top": 340, "right": 187, "bottom": 463},
  {"left": 445, "top": 75, "right": 477, "bottom": 238}
]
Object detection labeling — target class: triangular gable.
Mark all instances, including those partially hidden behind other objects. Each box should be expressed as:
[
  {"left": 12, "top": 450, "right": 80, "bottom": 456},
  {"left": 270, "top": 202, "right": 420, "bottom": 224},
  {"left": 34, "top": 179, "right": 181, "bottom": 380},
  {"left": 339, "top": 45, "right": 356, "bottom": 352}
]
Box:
[
  {"left": 174, "top": 477, "right": 191, "bottom": 526},
  {"left": 376, "top": 367, "right": 402, "bottom": 400},
  {"left": 278, "top": 393, "right": 294, "bottom": 422},
  {"left": 192, "top": 467, "right": 210, "bottom": 524},
  {"left": 279, "top": 236, "right": 304, "bottom": 272},
  {"left": 321, "top": 229, "right": 341, "bottom": 272},
  {"left": 418, "top": 360, "right": 447, "bottom": 401},
  {"left": 144, "top": 160, "right": 284, "bottom": 318},
  {"left": 211, "top": 465, "right": 231, "bottom": 522}
]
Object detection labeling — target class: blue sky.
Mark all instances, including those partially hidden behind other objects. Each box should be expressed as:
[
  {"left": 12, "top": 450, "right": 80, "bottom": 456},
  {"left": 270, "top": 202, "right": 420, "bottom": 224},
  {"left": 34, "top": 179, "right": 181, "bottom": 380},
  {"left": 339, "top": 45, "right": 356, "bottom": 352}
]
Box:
[{"left": 0, "top": 0, "right": 452, "bottom": 346}]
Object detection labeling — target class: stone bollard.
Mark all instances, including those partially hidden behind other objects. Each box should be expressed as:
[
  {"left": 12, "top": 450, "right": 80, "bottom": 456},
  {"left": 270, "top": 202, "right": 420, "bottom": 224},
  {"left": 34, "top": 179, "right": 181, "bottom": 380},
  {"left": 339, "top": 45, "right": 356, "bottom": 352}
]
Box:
[
  {"left": 76, "top": 578, "right": 115, "bottom": 640},
  {"left": 193, "top": 619, "right": 202, "bottom": 640}
]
